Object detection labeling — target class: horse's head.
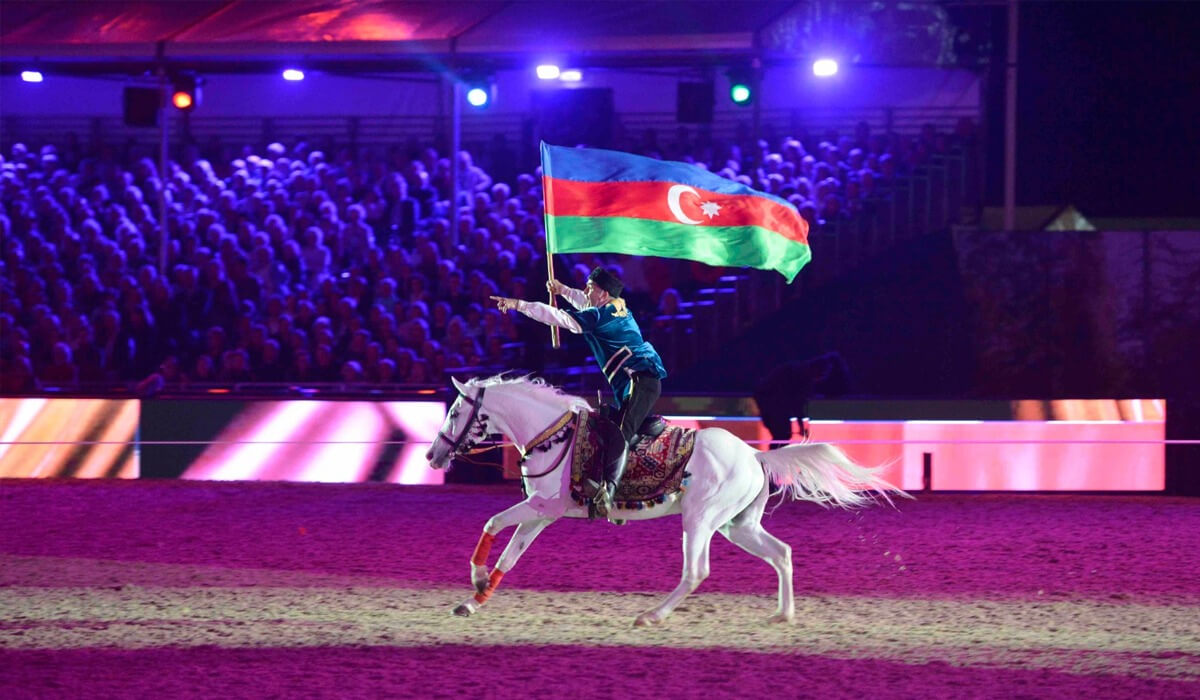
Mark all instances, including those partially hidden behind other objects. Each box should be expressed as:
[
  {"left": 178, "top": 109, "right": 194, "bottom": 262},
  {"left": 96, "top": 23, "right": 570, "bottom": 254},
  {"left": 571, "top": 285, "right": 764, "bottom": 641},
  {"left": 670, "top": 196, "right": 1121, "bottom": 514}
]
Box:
[{"left": 426, "top": 377, "right": 493, "bottom": 469}]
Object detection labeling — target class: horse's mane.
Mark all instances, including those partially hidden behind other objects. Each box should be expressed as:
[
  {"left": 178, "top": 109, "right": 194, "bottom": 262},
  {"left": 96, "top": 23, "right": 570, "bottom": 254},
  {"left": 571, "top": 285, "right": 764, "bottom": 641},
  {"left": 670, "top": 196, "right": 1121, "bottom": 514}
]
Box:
[{"left": 465, "top": 374, "right": 591, "bottom": 413}]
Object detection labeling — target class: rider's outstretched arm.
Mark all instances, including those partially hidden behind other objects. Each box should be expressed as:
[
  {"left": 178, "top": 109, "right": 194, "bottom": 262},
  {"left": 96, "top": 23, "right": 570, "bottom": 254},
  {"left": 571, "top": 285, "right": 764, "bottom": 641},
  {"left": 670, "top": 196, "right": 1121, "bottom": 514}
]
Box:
[{"left": 510, "top": 300, "right": 583, "bottom": 334}]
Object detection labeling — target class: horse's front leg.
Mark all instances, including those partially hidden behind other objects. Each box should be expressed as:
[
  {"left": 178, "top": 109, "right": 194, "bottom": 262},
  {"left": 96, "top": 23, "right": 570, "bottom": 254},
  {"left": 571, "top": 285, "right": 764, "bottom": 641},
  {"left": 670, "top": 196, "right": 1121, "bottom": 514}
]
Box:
[
  {"left": 451, "top": 499, "right": 559, "bottom": 619},
  {"left": 464, "top": 499, "right": 555, "bottom": 591},
  {"left": 453, "top": 518, "right": 556, "bottom": 614}
]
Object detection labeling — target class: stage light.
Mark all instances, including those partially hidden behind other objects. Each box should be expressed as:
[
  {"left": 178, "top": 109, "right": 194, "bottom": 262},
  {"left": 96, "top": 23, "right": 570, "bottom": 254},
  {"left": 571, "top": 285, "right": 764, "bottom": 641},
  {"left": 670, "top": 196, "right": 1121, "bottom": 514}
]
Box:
[
  {"left": 559, "top": 69, "right": 582, "bottom": 83},
  {"left": 536, "top": 64, "right": 560, "bottom": 80},
  {"left": 466, "top": 86, "right": 490, "bottom": 107},
  {"left": 727, "top": 65, "right": 756, "bottom": 106},
  {"left": 282, "top": 68, "right": 305, "bottom": 81},
  {"left": 461, "top": 72, "right": 496, "bottom": 108},
  {"left": 171, "top": 74, "right": 201, "bottom": 112},
  {"left": 813, "top": 58, "right": 839, "bottom": 77},
  {"left": 21, "top": 70, "right": 43, "bottom": 83}
]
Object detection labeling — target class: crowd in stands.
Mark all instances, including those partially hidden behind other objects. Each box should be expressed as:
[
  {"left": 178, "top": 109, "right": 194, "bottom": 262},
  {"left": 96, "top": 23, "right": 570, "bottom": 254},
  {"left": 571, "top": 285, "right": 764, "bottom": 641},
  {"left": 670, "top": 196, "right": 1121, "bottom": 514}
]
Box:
[
  {"left": 626, "top": 118, "right": 974, "bottom": 231},
  {"left": 0, "top": 119, "right": 968, "bottom": 392}
]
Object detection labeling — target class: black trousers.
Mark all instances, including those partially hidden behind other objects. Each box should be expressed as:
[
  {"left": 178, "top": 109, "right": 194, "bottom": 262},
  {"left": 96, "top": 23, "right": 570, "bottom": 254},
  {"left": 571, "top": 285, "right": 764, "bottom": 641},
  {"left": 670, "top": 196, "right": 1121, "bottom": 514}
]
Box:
[{"left": 617, "top": 373, "right": 661, "bottom": 445}]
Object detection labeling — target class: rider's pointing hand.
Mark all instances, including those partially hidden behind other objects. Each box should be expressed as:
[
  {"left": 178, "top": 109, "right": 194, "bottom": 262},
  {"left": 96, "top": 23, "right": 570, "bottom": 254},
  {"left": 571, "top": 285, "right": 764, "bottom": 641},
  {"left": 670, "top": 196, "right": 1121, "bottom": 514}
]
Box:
[{"left": 490, "top": 295, "right": 519, "bottom": 312}]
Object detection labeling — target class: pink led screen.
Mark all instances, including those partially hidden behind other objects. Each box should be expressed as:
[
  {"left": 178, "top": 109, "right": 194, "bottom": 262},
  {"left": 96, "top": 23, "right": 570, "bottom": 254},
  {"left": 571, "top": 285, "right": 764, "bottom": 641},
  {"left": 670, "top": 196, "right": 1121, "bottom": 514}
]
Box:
[
  {"left": 180, "top": 401, "right": 446, "bottom": 484},
  {"left": 812, "top": 420, "right": 1164, "bottom": 491},
  {"left": 0, "top": 398, "right": 139, "bottom": 478},
  {"left": 664, "top": 399, "right": 1165, "bottom": 491},
  {"left": 2, "top": 395, "right": 1166, "bottom": 490}
]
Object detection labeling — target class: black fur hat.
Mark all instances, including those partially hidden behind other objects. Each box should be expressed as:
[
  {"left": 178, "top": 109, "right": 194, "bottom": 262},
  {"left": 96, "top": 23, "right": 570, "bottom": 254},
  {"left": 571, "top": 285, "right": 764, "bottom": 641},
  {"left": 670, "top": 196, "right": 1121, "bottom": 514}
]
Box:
[{"left": 587, "top": 267, "right": 623, "bottom": 298}]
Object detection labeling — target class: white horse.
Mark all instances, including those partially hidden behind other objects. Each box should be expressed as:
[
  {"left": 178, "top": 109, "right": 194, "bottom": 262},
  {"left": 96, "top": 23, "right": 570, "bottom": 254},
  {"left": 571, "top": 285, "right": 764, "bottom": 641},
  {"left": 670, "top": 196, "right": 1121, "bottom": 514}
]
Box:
[{"left": 425, "top": 374, "right": 908, "bottom": 626}]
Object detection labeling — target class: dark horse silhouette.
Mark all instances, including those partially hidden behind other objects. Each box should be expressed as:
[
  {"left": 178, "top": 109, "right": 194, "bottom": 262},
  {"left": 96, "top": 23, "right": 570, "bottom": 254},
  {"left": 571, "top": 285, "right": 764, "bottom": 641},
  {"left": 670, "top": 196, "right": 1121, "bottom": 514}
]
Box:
[{"left": 754, "top": 352, "right": 850, "bottom": 449}]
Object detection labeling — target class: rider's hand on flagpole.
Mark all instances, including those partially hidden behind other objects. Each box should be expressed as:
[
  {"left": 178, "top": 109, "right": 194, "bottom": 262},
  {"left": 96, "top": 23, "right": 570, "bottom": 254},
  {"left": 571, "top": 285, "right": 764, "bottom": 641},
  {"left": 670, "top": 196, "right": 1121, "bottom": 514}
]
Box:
[
  {"left": 490, "top": 295, "right": 519, "bottom": 312},
  {"left": 546, "top": 279, "right": 567, "bottom": 296}
]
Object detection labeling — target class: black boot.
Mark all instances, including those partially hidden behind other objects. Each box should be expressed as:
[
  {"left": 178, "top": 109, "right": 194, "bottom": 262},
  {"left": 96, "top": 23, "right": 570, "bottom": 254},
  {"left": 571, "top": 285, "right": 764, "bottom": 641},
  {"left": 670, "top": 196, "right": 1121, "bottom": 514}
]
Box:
[{"left": 593, "top": 442, "right": 629, "bottom": 520}]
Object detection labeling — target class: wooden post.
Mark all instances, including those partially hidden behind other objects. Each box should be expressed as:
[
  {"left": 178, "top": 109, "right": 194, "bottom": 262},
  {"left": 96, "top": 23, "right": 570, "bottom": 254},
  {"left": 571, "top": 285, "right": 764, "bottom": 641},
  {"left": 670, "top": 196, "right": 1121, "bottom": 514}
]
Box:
[
  {"left": 157, "top": 60, "right": 169, "bottom": 277},
  {"left": 1003, "top": 0, "right": 1019, "bottom": 232}
]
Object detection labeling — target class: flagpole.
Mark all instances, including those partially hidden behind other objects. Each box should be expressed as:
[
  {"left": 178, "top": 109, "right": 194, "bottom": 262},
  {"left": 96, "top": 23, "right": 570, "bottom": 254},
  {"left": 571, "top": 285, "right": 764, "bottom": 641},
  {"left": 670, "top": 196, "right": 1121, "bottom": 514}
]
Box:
[
  {"left": 540, "top": 143, "right": 561, "bottom": 349},
  {"left": 545, "top": 250, "right": 561, "bottom": 349}
]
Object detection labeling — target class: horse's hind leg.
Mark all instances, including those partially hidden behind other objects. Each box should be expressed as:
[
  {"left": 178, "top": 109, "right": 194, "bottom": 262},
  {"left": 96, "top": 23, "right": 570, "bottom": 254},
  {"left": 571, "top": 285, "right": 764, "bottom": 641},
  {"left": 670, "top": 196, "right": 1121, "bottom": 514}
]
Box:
[
  {"left": 453, "top": 516, "right": 555, "bottom": 617},
  {"left": 719, "top": 482, "right": 794, "bottom": 623},
  {"left": 634, "top": 436, "right": 759, "bottom": 627}
]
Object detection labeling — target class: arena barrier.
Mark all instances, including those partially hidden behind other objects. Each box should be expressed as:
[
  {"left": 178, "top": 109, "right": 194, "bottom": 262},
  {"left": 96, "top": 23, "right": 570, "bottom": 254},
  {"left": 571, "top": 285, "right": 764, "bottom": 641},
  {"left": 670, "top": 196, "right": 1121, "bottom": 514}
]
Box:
[{"left": 0, "top": 397, "right": 1170, "bottom": 491}]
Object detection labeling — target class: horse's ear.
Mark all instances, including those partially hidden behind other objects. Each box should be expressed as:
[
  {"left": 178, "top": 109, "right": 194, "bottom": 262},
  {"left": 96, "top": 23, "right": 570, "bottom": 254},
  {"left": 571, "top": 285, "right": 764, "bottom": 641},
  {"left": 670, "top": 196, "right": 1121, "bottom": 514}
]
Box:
[{"left": 451, "top": 376, "right": 467, "bottom": 394}]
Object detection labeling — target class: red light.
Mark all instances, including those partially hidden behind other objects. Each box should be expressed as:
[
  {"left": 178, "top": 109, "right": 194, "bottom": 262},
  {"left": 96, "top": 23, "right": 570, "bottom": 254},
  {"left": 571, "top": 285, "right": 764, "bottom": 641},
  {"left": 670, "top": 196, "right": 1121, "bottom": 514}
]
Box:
[{"left": 171, "top": 91, "right": 193, "bottom": 110}]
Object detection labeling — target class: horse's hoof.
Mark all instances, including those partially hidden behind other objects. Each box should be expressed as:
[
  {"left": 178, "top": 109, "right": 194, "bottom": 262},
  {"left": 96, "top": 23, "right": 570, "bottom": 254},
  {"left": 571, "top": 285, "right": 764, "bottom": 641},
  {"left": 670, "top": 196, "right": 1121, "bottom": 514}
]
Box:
[
  {"left": 766, "top": 612, "right": 795, "bottom": 625},
  {"left": 451, "top": 601, "right": 476, "bottom": 617},
  {"left": 634, "top": 612, "right": 663, "bottom": 627}
]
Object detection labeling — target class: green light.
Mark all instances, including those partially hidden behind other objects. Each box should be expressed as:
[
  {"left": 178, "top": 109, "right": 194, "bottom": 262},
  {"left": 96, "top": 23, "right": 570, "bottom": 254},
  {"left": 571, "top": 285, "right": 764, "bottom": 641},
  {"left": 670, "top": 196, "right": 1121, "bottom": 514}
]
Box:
[{"left": 730, "top": 83, "right": 751, "bottom": 105}]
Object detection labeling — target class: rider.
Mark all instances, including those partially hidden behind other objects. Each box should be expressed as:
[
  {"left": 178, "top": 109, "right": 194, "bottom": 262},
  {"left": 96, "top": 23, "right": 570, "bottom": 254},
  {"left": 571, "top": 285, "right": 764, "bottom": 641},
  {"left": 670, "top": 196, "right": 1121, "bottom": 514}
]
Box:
[{"left": 491, "top": 266, "right": 667, "bottom": 517}]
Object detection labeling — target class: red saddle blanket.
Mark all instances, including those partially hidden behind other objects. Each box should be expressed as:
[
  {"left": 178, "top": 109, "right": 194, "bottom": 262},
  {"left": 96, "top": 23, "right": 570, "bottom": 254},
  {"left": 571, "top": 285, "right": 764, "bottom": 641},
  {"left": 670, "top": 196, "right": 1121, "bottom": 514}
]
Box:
[{"left": 570, "top": 413, "right": 696, "bottom": 510}]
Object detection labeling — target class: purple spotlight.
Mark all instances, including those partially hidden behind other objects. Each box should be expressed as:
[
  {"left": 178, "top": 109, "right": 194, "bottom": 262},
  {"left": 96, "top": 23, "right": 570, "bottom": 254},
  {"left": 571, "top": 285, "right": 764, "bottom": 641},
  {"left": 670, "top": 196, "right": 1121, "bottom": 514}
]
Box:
[
  {"left": 282, "top": 68, "right": 305, "bottom": 82},
  {"left": 21, "top": 70, "right": 44, "bottom": 83},
  {"left": 812, "top": 58, "right": 838, "bottom": 78}
]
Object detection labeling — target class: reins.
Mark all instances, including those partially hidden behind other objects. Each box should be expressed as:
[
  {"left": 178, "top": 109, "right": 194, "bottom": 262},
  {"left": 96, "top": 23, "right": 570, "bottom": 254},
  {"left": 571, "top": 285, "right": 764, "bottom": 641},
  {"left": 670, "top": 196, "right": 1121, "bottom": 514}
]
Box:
[
  {"left": 451, "top": 442, "right": 508, "bottom": 465},
  {"left": 519, "top": 410, "right": 579, "bottom": 478}
]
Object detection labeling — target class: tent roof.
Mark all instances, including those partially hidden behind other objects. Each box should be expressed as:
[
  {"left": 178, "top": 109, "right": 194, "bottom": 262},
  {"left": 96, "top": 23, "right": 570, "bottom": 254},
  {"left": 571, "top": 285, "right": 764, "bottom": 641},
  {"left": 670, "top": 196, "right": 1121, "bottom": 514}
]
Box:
[{"left": 0, "top": 0, "right": 799, "bottom": 73}]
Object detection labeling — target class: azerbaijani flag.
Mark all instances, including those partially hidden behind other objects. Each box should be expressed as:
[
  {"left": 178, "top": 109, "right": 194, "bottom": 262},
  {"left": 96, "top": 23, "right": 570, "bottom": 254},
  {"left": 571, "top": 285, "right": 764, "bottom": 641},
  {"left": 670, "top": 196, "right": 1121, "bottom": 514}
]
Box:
[{"left": 541, "top": 142, "right": 811, "bottom": 283}]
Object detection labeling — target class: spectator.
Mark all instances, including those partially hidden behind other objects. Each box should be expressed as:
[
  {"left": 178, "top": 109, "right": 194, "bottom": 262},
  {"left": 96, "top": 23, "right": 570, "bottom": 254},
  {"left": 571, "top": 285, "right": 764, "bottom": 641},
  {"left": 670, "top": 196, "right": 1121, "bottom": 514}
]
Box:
[
  {"left": 340, "top": 359, "right": 364, "bottom": 383},
  {"left": 39, "top": 341, "right": 78, "bottom": 384}
]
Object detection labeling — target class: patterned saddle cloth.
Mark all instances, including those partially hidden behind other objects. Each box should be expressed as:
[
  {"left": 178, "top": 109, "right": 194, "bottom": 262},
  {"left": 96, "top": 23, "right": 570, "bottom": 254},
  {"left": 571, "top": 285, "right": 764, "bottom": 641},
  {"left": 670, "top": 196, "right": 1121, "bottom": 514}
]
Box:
[{"left": 569, "top": 412, "right": 696, "bottom": 511}]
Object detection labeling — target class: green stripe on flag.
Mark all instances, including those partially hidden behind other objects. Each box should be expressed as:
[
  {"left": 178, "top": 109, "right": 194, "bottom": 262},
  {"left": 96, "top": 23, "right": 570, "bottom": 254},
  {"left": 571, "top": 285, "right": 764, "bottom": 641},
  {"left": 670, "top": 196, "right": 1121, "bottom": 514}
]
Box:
[{"left": 546, "top": 215, "right": 812, "bottom": 283}]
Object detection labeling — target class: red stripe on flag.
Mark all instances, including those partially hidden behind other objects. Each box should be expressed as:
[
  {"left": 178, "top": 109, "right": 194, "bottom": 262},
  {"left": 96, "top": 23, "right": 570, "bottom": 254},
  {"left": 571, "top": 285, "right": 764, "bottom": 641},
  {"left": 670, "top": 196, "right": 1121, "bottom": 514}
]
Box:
[{"left": 544, "top": 177, "right": 808, "bottom": 244}]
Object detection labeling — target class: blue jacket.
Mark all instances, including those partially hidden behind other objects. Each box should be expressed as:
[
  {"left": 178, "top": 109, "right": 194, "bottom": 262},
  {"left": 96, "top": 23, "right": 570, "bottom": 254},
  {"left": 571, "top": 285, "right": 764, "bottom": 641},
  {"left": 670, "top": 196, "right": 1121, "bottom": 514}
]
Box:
[{"left": 567, "top": 303, "right": 667, "bottom": 407}]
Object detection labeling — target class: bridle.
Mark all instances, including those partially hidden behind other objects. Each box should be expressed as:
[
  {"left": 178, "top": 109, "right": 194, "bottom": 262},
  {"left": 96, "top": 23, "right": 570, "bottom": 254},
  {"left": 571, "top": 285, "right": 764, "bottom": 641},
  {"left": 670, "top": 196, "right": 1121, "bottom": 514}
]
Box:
[
  {"left": 433, "top": 383, "right": 579, "bottom": 481},
  {"left": 434, "top": 386, "right": 489, "bottom": 457}
]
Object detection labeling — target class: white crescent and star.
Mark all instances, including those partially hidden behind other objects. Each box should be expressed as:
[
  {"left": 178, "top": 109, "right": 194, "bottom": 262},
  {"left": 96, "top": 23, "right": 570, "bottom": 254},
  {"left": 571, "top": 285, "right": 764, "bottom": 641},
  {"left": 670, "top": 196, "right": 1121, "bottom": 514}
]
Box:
[{"left": 665, "top": 185, "right": 722, "bottom": 225}]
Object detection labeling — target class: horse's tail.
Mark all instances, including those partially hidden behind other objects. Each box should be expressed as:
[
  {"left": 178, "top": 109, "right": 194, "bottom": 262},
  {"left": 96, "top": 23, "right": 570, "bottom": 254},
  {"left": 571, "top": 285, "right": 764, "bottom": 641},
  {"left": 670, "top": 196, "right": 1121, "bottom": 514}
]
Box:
[{"left": 754, "top": 443, "right": 911, "bottom": 509}]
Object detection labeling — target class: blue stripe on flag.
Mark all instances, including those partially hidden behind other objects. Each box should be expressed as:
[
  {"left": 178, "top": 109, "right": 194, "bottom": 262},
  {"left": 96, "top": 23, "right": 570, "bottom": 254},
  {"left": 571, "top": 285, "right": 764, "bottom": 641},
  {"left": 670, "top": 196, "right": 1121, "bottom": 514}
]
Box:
[{"left": 541, "top": 142, "right": 796, "bottom": 212}]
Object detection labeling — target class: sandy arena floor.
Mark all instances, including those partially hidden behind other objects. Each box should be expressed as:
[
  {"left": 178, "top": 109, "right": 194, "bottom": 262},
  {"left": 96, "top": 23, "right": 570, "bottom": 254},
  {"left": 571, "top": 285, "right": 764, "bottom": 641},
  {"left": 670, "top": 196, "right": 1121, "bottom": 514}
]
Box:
[{"left": 1, "top": 479, "right": 1198, "bottom": 699}]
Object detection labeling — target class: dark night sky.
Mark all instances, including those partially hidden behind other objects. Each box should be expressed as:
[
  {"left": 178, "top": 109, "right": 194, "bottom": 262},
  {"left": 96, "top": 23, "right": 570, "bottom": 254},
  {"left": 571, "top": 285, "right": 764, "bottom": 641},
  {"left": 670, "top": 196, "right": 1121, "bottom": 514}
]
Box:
[{"left": 985, "top": 1, "right": 1200, "bottom": 217}]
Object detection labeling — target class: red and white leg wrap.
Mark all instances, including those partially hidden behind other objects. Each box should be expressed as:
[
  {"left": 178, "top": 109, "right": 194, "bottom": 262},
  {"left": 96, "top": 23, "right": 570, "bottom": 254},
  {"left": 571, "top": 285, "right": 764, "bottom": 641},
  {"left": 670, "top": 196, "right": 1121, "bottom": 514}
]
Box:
[
  {"left": 473, "top": 568, "right": 505, "bottom": 604},
  {"left": 471, "top": 531, "right": 496, "bottom": 566}
]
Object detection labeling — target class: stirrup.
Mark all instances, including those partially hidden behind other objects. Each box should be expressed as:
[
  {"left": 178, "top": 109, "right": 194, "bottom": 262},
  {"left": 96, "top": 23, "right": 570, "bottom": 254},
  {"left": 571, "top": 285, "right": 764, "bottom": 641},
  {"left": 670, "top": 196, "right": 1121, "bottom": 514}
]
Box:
[{"left": 592, "top": 482, "right": 615, "bottom": 519}]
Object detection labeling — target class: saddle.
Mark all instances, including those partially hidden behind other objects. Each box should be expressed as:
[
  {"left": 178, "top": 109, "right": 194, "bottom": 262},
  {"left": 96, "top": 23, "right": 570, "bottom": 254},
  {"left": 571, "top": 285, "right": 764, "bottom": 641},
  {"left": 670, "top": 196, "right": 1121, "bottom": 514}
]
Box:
[
  {"left": 634, "top": 414, "right": 667, "bottom": 445},
  {"left": 569, "top": 412, "right": 695, "bottom": 512},
  {"left": 584, "top": 413, "right": 668, "bottom": 475}
]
